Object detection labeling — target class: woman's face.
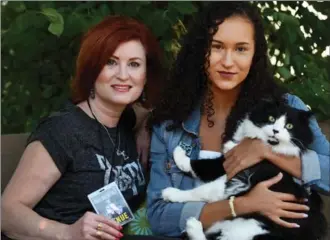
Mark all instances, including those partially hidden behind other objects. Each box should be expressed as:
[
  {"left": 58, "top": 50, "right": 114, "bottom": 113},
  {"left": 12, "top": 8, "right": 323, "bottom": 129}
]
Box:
[
  {"left": 207, "top": 15, "right": 255, "bottom": 92},
  {"left": 94, "top": 40, "right": 146, "bottom": 107}
]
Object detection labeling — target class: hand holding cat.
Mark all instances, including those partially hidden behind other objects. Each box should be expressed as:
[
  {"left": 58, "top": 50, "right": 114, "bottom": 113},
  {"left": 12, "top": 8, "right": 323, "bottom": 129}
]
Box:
[
  {"left": 223, "top": 138, "right": 271, "bottom": 179},
  {"left": 242, "top": 172, "right": 310, "bottom": 228}
]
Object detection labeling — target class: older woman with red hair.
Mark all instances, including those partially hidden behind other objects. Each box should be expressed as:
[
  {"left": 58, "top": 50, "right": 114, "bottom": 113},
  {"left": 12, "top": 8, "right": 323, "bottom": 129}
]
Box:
[{"left": 1, "top": 16, "right": 163, "bottom": 240}]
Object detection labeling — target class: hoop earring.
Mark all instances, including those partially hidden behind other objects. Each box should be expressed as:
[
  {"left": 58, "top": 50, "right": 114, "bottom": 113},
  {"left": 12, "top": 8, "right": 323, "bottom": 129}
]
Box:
[{"left": 90, "top": 88, "right": 95, "bottom": 99}]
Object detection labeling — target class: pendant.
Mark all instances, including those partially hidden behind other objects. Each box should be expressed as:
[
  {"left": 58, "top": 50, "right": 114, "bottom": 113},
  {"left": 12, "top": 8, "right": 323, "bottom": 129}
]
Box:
[{"left": 116, "top": 149, "right": 129, "bottom": 161}]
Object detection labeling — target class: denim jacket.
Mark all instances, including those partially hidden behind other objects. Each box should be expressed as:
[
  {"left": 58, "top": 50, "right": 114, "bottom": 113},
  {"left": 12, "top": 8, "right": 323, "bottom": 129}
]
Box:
[{"left": 147, "top": 94, "right": 330, "bottom": 237}]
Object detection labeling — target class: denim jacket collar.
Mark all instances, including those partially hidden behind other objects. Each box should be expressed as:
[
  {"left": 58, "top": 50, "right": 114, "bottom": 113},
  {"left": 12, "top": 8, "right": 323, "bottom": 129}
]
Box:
[{"left": 182, "top": 103, "right": 201, "bottom": 136}]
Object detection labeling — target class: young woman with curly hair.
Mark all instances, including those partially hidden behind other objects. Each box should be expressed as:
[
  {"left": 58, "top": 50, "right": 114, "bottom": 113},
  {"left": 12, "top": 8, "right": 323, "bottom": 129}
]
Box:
[{"left": 147, "top": 2, "right": 329, "bottom": 237}]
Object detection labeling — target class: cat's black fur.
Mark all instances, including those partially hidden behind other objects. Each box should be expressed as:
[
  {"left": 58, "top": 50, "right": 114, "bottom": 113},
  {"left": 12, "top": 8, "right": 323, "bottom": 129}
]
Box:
[{"left": 189, "top": 101, "right": 327, "bottom": 240}]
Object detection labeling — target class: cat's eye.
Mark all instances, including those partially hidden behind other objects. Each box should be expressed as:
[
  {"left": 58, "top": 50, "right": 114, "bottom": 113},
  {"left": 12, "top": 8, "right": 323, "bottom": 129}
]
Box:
[
  {"left": 286, "top": 123, "right": 293, "bottom": 129},
  {"left": 268, "top": 116, "right": 275, "bottom": 122}
]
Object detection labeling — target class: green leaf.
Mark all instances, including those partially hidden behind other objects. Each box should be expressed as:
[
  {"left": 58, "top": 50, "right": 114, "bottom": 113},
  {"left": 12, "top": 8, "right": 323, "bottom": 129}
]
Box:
[
  {"left": 278, "top": 67, "right": 291, "bottom": 80},
  {"left": 41, "top": 8, "right": 64, "bottom": 36},
  {"left": 284, "top": 49, "right": 290, "bottom": 66},
  {"left": 169, "top": 2, "right": 197, "bottom": 15},
  {"left": 6, "top": 1, "right": 26, "bottom": 13},
  {"left": 48, "top": 22, "right": 64, "bottom": 37},
  {"left": 99, "top": 3, "right": 110, "bottom": 17},
  {"left": 276, "top": 12, "right": 300, "bottom": 27}
]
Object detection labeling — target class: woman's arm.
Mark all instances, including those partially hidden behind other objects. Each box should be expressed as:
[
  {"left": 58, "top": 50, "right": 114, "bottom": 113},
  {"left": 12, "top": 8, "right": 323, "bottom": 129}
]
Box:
[
  {"left": 147, "top": 126, "right": 207, "bottom": 236},
  {"left": 1, "top": 141, "right": 68, "bottom": 240},
  {"left": 1, "top": 142, "right": 122, "bottom": 240},
  {"left": 265, "top": 151, "right": 301, "bottom": 178},
  {"left": 288, "top": 95, "right": 330, "bottom": 194}
]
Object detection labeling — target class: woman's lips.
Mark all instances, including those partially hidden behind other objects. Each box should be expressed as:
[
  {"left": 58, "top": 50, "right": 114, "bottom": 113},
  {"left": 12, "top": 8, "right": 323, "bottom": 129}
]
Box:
[
  {"left": 218, "top": 71, "right": 237, "bottom": 79},
  {"left": 111, "top": 85, "right": 131, "bottom": 92}
]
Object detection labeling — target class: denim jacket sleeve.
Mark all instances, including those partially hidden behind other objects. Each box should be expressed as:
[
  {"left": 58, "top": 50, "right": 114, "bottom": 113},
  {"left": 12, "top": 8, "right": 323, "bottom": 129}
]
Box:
[
  {"left": 288, "top": 94, "right": 330, "bottom": 194},
  {"left": 146, "top": 124, "right": 206, "bottom": 236}
]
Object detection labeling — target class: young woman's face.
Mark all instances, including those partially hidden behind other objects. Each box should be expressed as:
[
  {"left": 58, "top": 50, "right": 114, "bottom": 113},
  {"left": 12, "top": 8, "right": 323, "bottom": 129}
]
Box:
[
  {"left": 207, "top": 15, "right": 255, "bottom": 92},
  {"left": 94, "top": 40, "right": 146, "bottom": 107}
]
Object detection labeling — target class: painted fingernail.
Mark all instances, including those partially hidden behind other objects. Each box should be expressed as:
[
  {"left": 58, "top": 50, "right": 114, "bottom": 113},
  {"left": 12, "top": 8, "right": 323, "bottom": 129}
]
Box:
[
  {"left": 305, "top": 206, "right": 310, "bottom": 211},
  {"left": 303, "top": 213, "right": 308, "bottom": 218},
  {"left": 118, "top": 233, "right": 123, "bottom": 237},
  {"left": 304, "top": 198, "right": 309, "bottom": 202},
  {"left": 294, "top": 224, "right": 300, "bottom": 228}
]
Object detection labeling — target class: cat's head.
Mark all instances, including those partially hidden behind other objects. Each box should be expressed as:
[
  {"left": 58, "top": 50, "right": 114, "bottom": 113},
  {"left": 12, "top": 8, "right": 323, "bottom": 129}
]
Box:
[{"left": 247, "top": 100, "right": 314, "bottom": 155}]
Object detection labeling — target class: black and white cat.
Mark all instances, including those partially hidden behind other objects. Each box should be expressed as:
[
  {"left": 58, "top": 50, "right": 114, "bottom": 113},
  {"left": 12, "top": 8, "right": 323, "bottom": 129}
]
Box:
[{"left": 162, "top": 100, "right": 327, "bottom": 240}]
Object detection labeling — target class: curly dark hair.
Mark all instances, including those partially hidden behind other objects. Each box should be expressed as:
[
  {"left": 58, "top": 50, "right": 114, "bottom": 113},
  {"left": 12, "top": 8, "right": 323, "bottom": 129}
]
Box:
[{"left": 151, "top": 2, "right": 287, "bottom": 141}]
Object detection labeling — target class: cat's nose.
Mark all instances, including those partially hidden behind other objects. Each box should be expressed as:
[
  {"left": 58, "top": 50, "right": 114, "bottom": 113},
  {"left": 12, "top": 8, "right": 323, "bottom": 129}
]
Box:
[{"left": 273, "top": 129, "right": 279, "bottom": 134}]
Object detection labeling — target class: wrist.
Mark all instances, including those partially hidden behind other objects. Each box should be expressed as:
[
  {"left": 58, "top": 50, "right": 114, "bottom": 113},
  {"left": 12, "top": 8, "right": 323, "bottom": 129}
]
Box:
[
  {"left": 56, "top": 223, "right": 71, "bottom": 240},
  {"left": 263, "top": 146, "right": 274, "bottom": 161},
  {"left": 235, "top": 196, "right": 254, "bottom": 216}
]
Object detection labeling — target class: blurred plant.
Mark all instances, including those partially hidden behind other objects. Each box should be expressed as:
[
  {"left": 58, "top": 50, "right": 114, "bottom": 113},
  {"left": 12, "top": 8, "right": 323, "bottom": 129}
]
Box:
[{"left": 1, "top": 1, "right": 329, "bottom": 134}]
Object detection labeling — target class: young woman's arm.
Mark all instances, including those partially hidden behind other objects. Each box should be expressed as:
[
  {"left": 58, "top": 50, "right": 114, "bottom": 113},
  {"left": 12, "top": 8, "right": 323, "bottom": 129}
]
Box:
[
  {"left": 288, "top": 94, "right": 330, "bottom": 194},
  {"left": 200, "top": 173, "right": 308, "bottom": 229}
]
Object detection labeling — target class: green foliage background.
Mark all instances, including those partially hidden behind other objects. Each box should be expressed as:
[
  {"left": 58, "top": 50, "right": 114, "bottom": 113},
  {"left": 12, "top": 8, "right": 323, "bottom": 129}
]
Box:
[{"left": 1, "top": 1, "right": 330, "bottom": 134}]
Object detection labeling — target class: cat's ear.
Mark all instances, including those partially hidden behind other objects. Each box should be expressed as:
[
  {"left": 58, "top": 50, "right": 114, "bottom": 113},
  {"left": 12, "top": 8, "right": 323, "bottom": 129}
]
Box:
[{"left": 298, "top": 110, "right": 314, "bottom": 121}]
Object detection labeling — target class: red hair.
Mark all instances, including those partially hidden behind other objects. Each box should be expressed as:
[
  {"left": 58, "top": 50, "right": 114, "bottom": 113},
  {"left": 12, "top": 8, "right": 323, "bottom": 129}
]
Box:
[{"left": 71, "top": 16, "right": 163, "bottom": 108}]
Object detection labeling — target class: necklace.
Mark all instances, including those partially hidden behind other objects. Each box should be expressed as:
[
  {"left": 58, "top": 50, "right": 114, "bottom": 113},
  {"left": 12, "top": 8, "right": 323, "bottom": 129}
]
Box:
[{"left": 87, "top": 99, "right": 129, "bottom": 161}]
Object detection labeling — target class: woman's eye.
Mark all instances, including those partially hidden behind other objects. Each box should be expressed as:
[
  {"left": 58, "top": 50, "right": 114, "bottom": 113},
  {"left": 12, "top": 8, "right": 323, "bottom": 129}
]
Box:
[
  {"left": 212, "top": 44, "right": 223, "bottom": 50},
  {"left": 107, "top": 59, "right": 116, "bottom": 66},
  {"left": 268, "top": 116, "right": 275, "bottom": 122},
  {"left": 129, "top": 62, "right": 140, "bottom": 68},
  {"left": 286, "top": 123, "right": 293, "bottom": 129},
  {"left": 236, "top": 47, "right": 247, "bottom": 52}
]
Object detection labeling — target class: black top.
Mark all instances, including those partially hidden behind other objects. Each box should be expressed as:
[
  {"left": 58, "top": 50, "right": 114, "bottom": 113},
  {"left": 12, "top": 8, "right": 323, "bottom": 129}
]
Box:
[{"left": 27, "top": 102, "right": 146, "bottom": 224}]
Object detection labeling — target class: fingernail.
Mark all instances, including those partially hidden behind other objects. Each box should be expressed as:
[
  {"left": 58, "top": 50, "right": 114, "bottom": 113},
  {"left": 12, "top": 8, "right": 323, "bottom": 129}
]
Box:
[
  {"left": 294, "top": 224, "right": 300, "bottom": 228},
  {"left": 305, "top": 206, "right": 310, "bottom": 211},
  {"left": 303, "top": 213, "right": 308, "bottom": 218},
  {"left": 304, "top": 198, "right": 309, "bottom": 202}
]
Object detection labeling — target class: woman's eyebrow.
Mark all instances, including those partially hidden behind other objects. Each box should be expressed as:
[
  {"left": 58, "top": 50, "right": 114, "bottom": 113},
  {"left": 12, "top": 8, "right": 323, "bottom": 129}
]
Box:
[
  {"left": 110, "top": 56, "right": 143, "bottom": 61},
  {"left": 212, "top": 39, "right": 250, "bottom": 45}
]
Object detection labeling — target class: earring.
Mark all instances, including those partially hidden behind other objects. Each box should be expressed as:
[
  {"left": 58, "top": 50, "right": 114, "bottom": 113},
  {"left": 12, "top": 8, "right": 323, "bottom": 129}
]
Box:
[
  {"left": 141, "top": 90, "right": 146, "bottom": 102},
  {"left": 90, "top": 88, "right": 95, "bottom": 99}
]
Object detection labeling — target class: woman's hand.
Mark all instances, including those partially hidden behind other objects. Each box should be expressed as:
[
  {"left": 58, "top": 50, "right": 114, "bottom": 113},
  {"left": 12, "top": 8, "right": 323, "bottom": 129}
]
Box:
[
  {"left": 64, "top": 212, "right": 123, "bottom": 240},
  {"left": 223, "top": 138, "right": 271, "bottom": 179},
  {"left": 135, "top": 118, "right": 151, "bottom": 168},
  {"left": 243, "top": 173, "right": 309, "bottom": 228}
]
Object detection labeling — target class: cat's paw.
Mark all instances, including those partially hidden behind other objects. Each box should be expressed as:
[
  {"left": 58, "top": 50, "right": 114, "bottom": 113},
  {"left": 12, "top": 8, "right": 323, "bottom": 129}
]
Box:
[
  {"left": 162, "top": 187, "right": 184, "bottom": 202},
  {"left": 186, "top": 217, "right": 206, "bottom": 240},
  {"left": 173, "top": 146, "right": 191, "bottom": 172}
]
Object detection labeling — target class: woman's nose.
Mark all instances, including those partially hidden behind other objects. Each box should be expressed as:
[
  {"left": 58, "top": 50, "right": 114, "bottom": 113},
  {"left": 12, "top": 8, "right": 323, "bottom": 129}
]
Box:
[{"left": 117, "top": 64, "right": 129, "bottom": 80}]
